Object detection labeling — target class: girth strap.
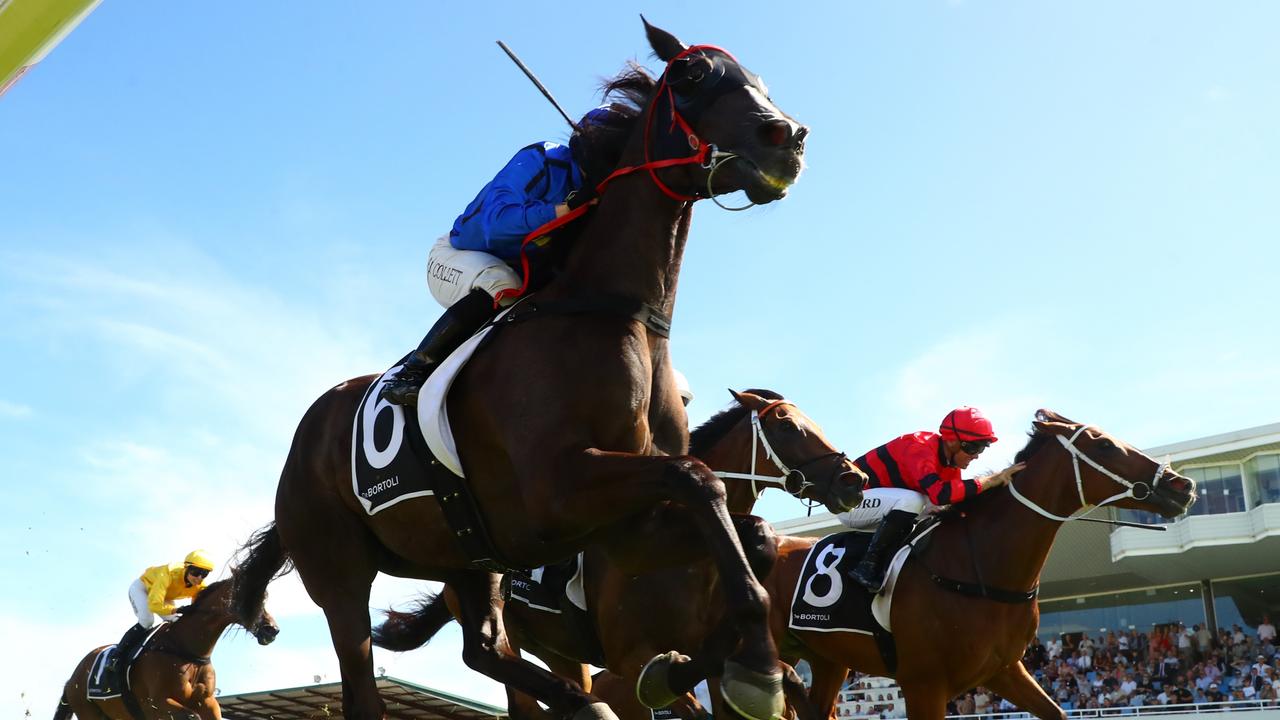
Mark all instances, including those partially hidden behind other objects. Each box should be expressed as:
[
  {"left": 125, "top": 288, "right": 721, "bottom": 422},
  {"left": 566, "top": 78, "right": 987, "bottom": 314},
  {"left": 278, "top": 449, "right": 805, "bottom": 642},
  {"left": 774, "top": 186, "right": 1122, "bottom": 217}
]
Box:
[
  {"left": 912, "top": 517, "right": 1039, "bottom": 605},
  {"left": 927, "top": 574, "right": 1040, "bottom": 604},
  {"left": 498, "top": 295, "right": 672, "bottom": 338}
]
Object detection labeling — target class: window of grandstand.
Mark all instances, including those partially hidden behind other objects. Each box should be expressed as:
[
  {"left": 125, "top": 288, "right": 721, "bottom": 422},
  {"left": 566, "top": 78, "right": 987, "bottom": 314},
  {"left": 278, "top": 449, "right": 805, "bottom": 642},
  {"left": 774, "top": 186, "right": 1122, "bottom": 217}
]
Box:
[
  {"left": 1185, "top": 464, "right": 1246, "bottom": 516},
  {"left": 1035, "top": 585, "right": 1221, "bottom": 641},
  {"left": 1213, "top": 573, "right": 1280, "bottom": 637},
  {"left": 1248, "top": 453, "right": 1280, "bottom": 504}
]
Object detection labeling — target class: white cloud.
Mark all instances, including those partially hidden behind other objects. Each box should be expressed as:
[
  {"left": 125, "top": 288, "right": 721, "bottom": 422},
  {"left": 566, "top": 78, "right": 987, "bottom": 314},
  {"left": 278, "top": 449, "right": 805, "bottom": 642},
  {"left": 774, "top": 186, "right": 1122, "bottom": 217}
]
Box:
[{"left": 0, "top": 399, "right": 32, "bottom": 418}]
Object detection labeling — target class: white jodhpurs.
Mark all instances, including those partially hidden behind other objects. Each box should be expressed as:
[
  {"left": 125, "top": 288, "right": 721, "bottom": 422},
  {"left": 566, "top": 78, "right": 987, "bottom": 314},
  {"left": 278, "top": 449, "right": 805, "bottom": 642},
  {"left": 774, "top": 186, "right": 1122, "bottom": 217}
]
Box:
[
  {"left": 835, "top": 487, "right": 929, "bottom": 531},
  {"left": 426, "top": 234, "right": 521, "bottom": 308},
  {"left": 127, "top": 579, "right": 158, "bottom": 628}
]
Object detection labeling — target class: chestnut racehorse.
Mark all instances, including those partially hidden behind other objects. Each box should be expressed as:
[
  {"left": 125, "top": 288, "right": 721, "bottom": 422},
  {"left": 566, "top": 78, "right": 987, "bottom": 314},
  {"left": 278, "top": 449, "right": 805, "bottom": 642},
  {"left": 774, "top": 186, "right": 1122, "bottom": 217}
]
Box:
[
  {"left": 231, "top": 20, "right": 815, "bottom": 720},
  {"left": 758, "top": 410, "right": 1196, "bottom": 720},
  {"left": 55, "top": 579, "right": 279, "bottom": 720},
  {"left": 372, "top": 389, "right": 865, "bottom": 720}
]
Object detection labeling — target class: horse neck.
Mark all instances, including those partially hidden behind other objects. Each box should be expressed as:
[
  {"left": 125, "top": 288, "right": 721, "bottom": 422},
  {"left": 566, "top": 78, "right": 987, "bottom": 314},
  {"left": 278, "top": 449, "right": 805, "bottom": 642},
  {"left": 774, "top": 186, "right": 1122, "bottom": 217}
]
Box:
[
  {"left": 698, "top": 413, "right": 772, "bottom": 514},
  {"left": 165, "top": 613, "right": 236, "bottom": 658},
  {"left": 942, "top": 450, "right": 1080, "bottom": 592},
  {"left": 551, "top": 127, "right": 692, "bottom": 315}
]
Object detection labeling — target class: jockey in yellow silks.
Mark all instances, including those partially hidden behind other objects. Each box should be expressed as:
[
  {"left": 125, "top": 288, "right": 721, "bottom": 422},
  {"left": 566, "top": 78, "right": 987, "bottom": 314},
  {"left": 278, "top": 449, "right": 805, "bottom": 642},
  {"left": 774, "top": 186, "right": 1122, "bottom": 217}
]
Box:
[{"left": 105, "top": 550, "right": 214, "bottom": 673}]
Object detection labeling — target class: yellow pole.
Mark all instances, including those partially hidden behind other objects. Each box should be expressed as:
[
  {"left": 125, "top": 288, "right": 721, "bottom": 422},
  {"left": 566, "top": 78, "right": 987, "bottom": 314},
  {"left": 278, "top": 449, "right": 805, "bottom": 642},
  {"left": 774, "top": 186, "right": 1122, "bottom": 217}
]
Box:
[{"left": 0, "top": 0, "right": 104, "bottom": 98}]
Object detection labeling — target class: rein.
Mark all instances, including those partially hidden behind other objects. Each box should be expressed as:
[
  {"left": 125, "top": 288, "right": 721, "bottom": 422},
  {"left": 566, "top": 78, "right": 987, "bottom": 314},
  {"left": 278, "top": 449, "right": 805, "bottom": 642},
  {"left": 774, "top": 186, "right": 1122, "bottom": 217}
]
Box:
[
  {"left": 1007, "top": 426, "right": 1169, "bottom": 531},
  {"left": 493, "top": 44, "right": 750, "bottom": 306},
  {"left": 712, "top": 400, "right": 845, "bottom": 505}
]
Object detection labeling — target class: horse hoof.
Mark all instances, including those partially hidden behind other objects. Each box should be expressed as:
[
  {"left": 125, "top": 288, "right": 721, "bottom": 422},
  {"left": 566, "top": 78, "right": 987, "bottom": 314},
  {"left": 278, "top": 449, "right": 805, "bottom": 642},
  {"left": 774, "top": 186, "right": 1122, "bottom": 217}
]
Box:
[
  {"left": 720, "top": 661, "right": 784, "bottom": 720},
  {"left": 572, "top": 701, "right": 620, "bottom": 720},
  {"left": 635, "top": 650, "right": 690, "bottom": 709}
]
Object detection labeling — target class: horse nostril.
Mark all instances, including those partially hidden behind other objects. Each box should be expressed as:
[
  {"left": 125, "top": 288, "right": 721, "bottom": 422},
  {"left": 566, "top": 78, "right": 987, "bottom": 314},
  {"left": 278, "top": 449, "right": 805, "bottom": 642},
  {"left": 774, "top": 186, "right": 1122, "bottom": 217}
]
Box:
[
  {"left": 758, "top": 119, "right": 792, "bottom": 147},
  {"left": 791, "top": 125, "right": 809, "bottom": 149}
]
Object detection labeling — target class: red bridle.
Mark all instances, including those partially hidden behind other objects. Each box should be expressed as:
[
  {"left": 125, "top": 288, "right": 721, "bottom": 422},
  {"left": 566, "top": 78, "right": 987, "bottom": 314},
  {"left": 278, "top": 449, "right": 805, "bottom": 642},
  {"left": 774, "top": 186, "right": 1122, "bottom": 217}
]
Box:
[{"left": 492, "top": 45, "right": 737, "bottom": 306}]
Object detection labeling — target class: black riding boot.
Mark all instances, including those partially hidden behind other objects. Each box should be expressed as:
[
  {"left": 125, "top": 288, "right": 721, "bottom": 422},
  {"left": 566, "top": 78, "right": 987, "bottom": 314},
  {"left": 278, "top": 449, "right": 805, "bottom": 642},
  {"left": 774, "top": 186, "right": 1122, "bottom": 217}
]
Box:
[
  {"left": 107, "top": 623, "right": 148, "bottom": 672},
  {"left": 849, "top": 509, "right": 918, "bottom": 591},
  {"left": 381, "top": 289, "right": 499, "bottom": 406}
]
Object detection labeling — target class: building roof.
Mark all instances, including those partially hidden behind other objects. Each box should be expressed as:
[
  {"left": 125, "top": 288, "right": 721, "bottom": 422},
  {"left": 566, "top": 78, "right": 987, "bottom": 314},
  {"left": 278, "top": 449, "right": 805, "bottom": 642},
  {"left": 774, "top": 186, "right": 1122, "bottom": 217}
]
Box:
[
  {"left": 218, "top": 675, "right": 507, "bottom": 720},
  {"left": 1144, "top": 421, "right": 1280, "bottom": 462}
]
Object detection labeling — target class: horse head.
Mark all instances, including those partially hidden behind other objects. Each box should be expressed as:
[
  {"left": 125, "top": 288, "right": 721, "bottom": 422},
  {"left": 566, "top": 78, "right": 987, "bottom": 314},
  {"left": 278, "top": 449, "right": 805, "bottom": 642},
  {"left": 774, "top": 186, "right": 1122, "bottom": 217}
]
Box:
[
  {"left": 1027, "top": 409, "right": 1197, "bottom": 519},
  {"left": 185, "top": 579, "right": 280, "bottom": 646},
  {"left": 727, "top": 389, "right": 866, "bottom": 513},
  {"left": 641, "top": 18, "right": 807, "bottom": 205}
]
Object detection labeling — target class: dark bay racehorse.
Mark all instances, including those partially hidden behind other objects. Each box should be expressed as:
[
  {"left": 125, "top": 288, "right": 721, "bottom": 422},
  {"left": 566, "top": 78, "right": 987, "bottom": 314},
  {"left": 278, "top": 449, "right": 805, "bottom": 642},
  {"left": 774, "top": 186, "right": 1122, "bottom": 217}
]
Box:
[
  {"left": 372, "top": 390, "right": 865, "bottom": 720},
  {"left": 55, "top": 580, "right": 279, "bottom": 720},
  {"left": 232, "top": 20, "right": 813, "bottom": 720},
  {"left": 757, "top": 411, "right": 1196, "bottom": 720}
]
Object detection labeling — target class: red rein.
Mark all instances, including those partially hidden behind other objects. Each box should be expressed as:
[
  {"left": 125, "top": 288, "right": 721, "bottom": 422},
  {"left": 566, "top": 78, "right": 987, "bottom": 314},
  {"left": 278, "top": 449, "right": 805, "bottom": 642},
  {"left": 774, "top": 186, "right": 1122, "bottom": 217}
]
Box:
[{"left": 492, "top": 45, "right": 734, "bottom": 306}]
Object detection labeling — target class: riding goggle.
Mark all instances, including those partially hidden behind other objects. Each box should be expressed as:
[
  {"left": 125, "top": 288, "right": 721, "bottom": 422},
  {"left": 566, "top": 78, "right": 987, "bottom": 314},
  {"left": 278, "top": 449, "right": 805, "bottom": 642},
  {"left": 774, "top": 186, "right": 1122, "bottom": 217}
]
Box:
[
  {"left": 959, "top": 440, "right": 991, "bottom": 455},
  {"left": 187, "top": 566, "right": 210, "bottom": 578}
]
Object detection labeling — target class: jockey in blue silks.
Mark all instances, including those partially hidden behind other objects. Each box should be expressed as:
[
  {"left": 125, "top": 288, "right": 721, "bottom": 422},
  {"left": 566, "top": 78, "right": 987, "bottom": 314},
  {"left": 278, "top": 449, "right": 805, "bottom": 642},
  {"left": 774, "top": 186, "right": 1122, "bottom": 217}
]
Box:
[{"left": 381, "top": 106, "right": 623, "bottom": 406}]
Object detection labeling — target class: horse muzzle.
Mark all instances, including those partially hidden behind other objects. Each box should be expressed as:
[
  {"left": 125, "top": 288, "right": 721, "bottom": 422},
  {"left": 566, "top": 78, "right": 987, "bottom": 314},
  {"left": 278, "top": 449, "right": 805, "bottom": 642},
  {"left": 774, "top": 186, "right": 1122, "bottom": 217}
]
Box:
[
  {"left": 255, "top": 624, "right": 280, "bottom": 646},
  {"left": 1151, "top": 473, "right": 1197, "bottom": 518}
]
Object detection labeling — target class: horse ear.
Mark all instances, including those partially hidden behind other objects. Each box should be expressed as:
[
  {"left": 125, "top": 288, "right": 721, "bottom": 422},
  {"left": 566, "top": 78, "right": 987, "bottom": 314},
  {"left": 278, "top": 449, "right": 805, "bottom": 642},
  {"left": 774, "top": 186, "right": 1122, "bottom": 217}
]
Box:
[
  {"left": 1035, "top": 408, "right": 1078, "bottom": 425},
  {"left": 728, "top": 388, "right": 763, "bottom": 408},
  {"left": 1033, "top": 408, "right": 1077, "bottom": 435},
  {"left": 642, "top": 16, "right": 688, "bottom": 62}
]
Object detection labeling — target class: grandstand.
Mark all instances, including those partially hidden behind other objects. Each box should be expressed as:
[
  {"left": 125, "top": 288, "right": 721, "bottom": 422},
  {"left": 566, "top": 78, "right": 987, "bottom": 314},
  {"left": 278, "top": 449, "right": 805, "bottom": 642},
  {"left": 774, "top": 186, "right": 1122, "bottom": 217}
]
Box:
[
  {"left": 780, "top": 421, "right": 1280, "bottom": 718},
  {"left": 217, "top": 675, "right": 506, "bottom": 720}
]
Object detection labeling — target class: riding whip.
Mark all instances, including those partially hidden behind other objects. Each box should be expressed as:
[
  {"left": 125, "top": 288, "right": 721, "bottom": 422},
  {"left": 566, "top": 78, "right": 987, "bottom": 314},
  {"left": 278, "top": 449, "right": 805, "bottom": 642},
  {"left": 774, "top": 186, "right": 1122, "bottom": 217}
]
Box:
[{"left": 496, "top": 40, "right": 578, "bottom": 130}]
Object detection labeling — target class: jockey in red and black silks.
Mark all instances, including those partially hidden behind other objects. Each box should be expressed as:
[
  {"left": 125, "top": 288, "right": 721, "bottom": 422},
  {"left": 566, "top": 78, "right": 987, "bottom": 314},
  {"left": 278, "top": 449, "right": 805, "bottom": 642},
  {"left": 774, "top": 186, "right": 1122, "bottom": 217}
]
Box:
[{"left": 838, "top": 407, "right": 1022, "bottom": 591}]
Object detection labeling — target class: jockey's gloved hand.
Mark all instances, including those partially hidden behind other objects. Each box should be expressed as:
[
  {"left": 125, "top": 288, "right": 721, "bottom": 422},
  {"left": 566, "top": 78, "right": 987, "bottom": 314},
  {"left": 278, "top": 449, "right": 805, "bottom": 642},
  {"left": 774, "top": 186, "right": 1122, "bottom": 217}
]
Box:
[
  {"left": 982, "top": 462, "right": 1026, "bottom": 489},
  {"left": 160, "top": 613, "right": 180, "bottom": 622},
  {"left": 565, "top": 187, "right": 598, "bottom": 211}
]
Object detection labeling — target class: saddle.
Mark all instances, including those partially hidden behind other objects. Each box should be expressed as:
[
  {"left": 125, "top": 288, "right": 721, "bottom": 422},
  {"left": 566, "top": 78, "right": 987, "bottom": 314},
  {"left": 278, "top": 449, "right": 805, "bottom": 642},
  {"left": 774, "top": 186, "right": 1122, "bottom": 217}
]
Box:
[
  {"left": 504, "top": 555, "right": 606, "bottom": 667},
  {"left": 787, "top": 518, "right": 943, "bottom": 674}
]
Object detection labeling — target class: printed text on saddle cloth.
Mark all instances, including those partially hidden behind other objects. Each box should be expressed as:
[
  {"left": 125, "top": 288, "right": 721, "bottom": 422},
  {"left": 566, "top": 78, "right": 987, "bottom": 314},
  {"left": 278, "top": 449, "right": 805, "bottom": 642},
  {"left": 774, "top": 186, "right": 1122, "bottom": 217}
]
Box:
[{"left": 837, "top": 487, "right": 929, "bottom": 531}]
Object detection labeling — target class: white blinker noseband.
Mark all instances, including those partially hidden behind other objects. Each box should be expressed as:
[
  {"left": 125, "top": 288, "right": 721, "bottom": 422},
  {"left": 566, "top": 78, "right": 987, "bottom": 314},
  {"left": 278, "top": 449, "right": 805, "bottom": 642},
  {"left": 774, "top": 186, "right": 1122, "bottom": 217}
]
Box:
[
  {"left": 713, "top": 405, "right": 812, "bottom": 500},
  {"left": 1008, "top": 425, "right": 1169, "bottom": 523}
]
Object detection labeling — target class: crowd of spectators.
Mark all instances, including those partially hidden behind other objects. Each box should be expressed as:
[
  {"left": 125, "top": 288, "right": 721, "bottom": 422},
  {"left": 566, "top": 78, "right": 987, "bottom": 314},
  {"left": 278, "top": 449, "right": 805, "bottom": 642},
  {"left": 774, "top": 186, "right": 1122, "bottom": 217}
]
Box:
[
  {"left": 959, "top": 615, "right": 1279, "bottom": 715},
  {"left": 836, "top": 615, "right": 1279, "bottom": 718}
]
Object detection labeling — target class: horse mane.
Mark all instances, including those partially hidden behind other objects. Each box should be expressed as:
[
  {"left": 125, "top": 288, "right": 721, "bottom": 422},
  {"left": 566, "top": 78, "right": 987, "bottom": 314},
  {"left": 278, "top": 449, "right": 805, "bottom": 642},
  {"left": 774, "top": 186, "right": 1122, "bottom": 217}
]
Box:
[
  {"left": 1013, "top": 409, "right": 1079, "bottom": 464},
  {"left": 570, "top": 64, "right": 659, "bottom": 187},
  {"left": 1013, "top": 425, "right": 1052, "bottom": 465},
  {"left": 186, "top": 579, "right": 230, "bottom": 613},
  {"left": 934, "top": 411, "right": 1083, "bottom": 522},
  {"left": 689, "top": 389, "right": 784, "bottom": 457}
]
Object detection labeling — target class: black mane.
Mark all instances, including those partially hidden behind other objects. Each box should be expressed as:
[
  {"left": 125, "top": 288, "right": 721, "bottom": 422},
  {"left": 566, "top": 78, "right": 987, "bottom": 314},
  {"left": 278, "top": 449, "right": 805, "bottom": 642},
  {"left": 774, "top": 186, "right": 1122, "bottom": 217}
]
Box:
[
  {"left": 187, "top": 578, "right": 230, "bottom": 614},
  {"left": 570, "top": 64, "right": 659, "bottom": 187},
  {"left": 689, "top": 389, "right": 784, "bottom": 458},
  {"left": 1013, "top": 425, "right": 1053, "bottom": 465}
]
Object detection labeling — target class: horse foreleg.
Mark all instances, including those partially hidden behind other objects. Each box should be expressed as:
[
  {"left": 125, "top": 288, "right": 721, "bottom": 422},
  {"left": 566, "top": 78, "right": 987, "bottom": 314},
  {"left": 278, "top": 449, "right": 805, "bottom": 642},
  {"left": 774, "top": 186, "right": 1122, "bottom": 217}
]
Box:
[
  {"left": 803, "top": 659, "right": 847, "bottom": 720},
  {"left": 897, "top": 683, "right": 948, "bottom": 720},
  {"left": 982, "top": 661, "right": 1065, "bottom": 720},
  {"left": 451, "top": 572, "right": 613, "bottom": 720},
  {"left": 533, "top": 451, "right": 779, "bottom": 720},
  {"left": 505, "top": 635, "right": 592, "bottom": 720},
  {"left": 780, "top": 663, "right": 818, "bottom": 720}
]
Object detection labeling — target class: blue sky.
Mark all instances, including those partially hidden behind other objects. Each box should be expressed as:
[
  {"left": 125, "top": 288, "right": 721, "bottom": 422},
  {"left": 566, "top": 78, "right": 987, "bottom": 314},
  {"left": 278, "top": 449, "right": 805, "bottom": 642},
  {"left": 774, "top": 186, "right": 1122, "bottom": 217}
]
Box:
[{"left": 3, "top": 1, "right": 1279, "bottom": 716}]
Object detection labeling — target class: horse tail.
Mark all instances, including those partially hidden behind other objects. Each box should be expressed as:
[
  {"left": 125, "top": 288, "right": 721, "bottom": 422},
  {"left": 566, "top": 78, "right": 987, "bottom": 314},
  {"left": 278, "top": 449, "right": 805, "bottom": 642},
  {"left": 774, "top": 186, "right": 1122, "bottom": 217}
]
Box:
[
  {"left": 371, "top": 591, "right": 455, "bottom": 651},
  {"left": 52, "top": 684, "right": 73, "bottom": 720},
  {"left": 231, "top": 522, "right": 293, "bottom": 623}
]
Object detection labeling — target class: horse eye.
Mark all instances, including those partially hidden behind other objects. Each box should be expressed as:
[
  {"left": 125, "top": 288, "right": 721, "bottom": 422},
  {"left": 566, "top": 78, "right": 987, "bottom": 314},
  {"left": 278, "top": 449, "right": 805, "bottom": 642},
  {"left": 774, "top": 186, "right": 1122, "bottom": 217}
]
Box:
[{"left": 1099, "top": 438, "right": 1117, "bottom": 451}]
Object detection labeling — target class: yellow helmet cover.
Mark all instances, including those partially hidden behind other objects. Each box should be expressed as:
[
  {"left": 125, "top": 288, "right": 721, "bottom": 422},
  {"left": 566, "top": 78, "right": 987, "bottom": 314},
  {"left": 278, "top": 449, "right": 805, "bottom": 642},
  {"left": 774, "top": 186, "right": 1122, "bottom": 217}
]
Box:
[{"left": 184, "top": 549, "right": 215, "bottom": 571}]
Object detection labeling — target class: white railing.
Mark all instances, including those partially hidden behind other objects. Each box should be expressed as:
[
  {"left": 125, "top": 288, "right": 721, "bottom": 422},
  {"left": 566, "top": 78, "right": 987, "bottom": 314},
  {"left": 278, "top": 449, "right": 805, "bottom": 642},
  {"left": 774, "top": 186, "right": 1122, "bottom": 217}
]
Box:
[{"left": 939, "top": 699, "right": 1280, "bottom": 719}]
